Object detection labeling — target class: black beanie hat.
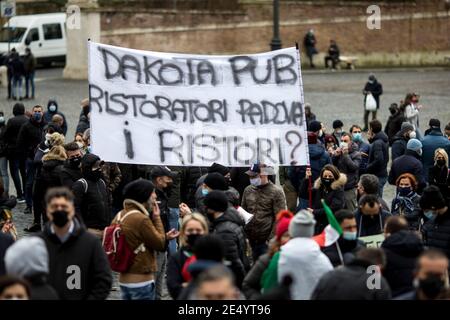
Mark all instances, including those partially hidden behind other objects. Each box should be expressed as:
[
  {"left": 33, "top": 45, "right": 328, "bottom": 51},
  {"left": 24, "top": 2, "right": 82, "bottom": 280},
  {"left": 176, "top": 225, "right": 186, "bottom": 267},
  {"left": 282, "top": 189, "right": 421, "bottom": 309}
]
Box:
[
  {"left": 204, "top": 172, "right": 228, "bottom": 191},
  {"left": 333, "top": 119, "right": 344, "bottom": 129},
  {"left": 419, "top": 185, "right": 446, "bottom": 210},
  {"left": 123, "top": 179, "right": 155, "bottom": 203},
  {"left": 204, "top": 190, "right": 229, "bottom": 213},
  {"left": 208, "top": 162, "right": 230, "bottom": 176}
]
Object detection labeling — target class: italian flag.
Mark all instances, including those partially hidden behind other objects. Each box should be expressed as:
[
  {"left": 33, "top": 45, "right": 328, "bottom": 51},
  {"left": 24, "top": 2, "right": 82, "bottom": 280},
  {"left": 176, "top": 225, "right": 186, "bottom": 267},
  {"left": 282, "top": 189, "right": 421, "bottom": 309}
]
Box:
[{"left": 313, "top": 199, "right": 343, "bottom": 247}]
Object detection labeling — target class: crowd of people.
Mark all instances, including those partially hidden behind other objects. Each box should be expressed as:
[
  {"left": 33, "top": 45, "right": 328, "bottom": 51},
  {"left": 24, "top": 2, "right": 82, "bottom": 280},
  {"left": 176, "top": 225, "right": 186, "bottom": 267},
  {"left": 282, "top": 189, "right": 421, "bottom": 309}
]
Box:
[{"left": 0, "top": 86, "right": 449, "bottom": 301}]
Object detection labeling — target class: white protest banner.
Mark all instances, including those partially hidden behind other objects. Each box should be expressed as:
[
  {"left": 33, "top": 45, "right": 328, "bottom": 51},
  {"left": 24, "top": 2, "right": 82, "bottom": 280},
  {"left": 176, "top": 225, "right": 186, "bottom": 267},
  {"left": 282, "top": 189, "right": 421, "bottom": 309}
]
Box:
[
  {"left": 359, "top": 234, "right": 385, "bottom": 248},
  {"left": 88, "top": 41, "right": 309, "bottom": 167}
]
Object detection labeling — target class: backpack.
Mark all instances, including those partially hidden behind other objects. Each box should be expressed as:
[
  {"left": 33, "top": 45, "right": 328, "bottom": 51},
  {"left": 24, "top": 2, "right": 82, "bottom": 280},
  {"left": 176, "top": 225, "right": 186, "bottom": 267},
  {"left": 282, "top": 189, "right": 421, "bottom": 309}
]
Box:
[{"left": 102, "top": 210, "right": 145, "bottom": 273}]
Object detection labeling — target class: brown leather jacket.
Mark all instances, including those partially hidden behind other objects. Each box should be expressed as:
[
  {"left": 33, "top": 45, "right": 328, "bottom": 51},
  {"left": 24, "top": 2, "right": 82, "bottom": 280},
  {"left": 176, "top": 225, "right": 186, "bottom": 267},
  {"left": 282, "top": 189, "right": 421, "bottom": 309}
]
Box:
[{"left": 112, "top": 199, "right": 166, "bottom": 275}]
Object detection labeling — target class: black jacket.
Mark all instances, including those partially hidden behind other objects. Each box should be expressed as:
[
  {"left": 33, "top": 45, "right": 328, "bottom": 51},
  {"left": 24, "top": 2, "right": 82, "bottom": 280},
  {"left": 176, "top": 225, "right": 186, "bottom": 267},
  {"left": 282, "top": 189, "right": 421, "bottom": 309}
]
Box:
[
  {"left": 26, "top": 274, "right": 59, "bottom": 300},
  {"left": 364, "top": 81, "right": 383, "bottom": 109},
  {"left": 391, "top": 132, "right": 409, "bottom": 161},
  {"left": 311, "top": 259, "right": 391, "bottom": 300},
  {"left": 385, "top": 113, "right": 406, "bottom": 146},
  {"left": 211, "top": 209, "right": 250, "bottom": 287},
  {"left": 76, "top": 115, "right": 90, "bottom": 135},
  {"left": 39, "top": 219, "right": 112, "bottom": 300},
  {"left": 366, "top": 131, "right": 389, "bottom": 177},
  {"left": 332, "top": 144, "right": 361, "bottom": 190},
  {"left": 33, "top": 158, "right": 65, "bottom": 223},
  {"left": 242, "top": 253, "right": 271, "bottom": 300},
  {"left": 155, "top": 188, "right": 171, "bottom": 235},
  {"left": 381, "top": 230, "right": 424, "bottom": 297},
  {"left": 388, "top": 150, "right": 426, "bottom": 193},
  {"left": 16, "top": 119, "right": 46, "bottom": 159},
  {"left": 428, "top": 165, "right": 450, "bottom": 203},
  {"left": 0, "top": 232, "right": 14, "bottom": 276},
  {"left": 72, "top": 177, "right": 110, "bottom": 229},
  {"left": 422, "top": 208, "right": 450, "bottom": 259},
  {"left": 299, "top": 173, "right": 347, "bottom": 235},
  {"left": 322, "top": 238, "right": 365, "bottom": 267},
  {"left": 44, "top": 100, "right": 68, "bottom": 135},
  {"left": 180, "top": 166, "right": 209, "bottom": 209},
  {"left": 355, "top": 209, "right": 391, "bottom": 237},
  {"left": 167, "top": 247, "right": 191, "bottom": 300},
  {"left": 4, "top": 112, "right": 29, "bottom": 157},
  {"left": 60, "top": 162, "right": 83, "bottom": 189}
]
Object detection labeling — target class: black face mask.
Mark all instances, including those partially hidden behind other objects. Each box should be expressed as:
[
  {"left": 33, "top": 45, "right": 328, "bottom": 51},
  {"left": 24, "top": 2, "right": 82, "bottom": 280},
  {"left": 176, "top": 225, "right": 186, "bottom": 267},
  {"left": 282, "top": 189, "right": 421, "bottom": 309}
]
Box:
[
  {"left": 322, "top": 178, "right": 334, "bottom": 189},
  {"left": 418, "top": 274, "right": 446, "bottom": 299},
  {"left": 52, "top": 210, "right": 69, "bottom": 227},
  {"left": 186, "top": 234, "right": 201, "bottom": 248},
  {"left": 68, "top": 156, "right": 82, "bottom": 169},
  {"left": 437, "top": 159, "right": 446, "bottom": 167}
]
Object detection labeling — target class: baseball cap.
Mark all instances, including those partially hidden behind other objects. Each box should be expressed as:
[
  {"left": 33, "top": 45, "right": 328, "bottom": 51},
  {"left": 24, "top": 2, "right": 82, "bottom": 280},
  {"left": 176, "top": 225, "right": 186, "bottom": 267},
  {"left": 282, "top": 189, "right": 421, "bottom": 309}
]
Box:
[{"left": 150, "top": 166, "right": 176, "bottom": 178}]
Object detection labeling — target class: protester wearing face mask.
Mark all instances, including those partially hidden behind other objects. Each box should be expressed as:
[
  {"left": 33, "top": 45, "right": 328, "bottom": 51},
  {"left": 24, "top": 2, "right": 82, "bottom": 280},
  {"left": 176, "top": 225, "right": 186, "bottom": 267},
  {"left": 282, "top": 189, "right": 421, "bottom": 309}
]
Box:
[
  {"left": 60, "top": 142, "right": 83, "bottom": 189},
  {"left": 362, "top": 74, "right": 383, "bottom": 131},
  {"left": 300, "top": 164, "right": 346, "bottom": 235},
  {"left": 355, "top": 194, "right": 391, "bottom": 238},
  {"left": 109, "top": 179, "right": 166, "bottom": 300},
  {"left": 350, "top": 125, "right": 370, "bottom": 174},
  {"left": 0, "top": 111, "right": 9, "bottom": 196},
  {"left": 388, "top": 139, "right": 426, "bottom": 194},
  {"left": 420, "top": 186, "right": 450, "bottom": 259},
  {"left": 428, "top": 148, "right": 450, "bottom": 203},
  {"left": 381, "top": 216, "right": 424, "bottom": 297},
  {"left": 40, "top": 187, "right": 112, "bottom": 300},
  {"left": 319, "top": 210, "right": 364, "bottom": 267},
  {"left": 245, "top": 210, "right": 293, "bottom": 299},
  {"left": 204, "top": 190, "right": 249, "bottom": 288},
  {"left": 308, "top": 120, "right": 325, "bottom": 145},
  {"left": 400, "top": 92, "right": 422, "bottom": 140},
  {"left": 391, "top": 122, "right": 416, "bottom": 161},
  {"left": 391, "top": 173, "right": 421, "bottom": 230},
  {"left": 43, "top": 99, "right": 67, "bottom": 135},
  {"left": 25, "top": 145, "right": 67, "bottom": 233},
  {"left": 16, "top": 105, "right": 46, "bottom": 215},
  {"left": 332, "top": 133, "right": 362, "bottom": 211},
  {"left": 71, "top": 153, "right": 110, "bottom": 238},
  {"left": 332, "top": 120, "right": 344, "bottom": 145},
  {"left": 422, "top": 119, "right": 450, "bottom": 180},
  {"left": 0, "top": 276, "right": 30, "bottom": 300},
  {"left": 384, "top": 103, "right": 406, "bottom": 146},
  {"left": 242, "top": 163, "right": 287, "bottom": 261},
  {"left": 167, "top": 213, "right": 208, "bottom": 300},
  {"left": 395, "top": 250, "right": 449, "bottom": 300}
]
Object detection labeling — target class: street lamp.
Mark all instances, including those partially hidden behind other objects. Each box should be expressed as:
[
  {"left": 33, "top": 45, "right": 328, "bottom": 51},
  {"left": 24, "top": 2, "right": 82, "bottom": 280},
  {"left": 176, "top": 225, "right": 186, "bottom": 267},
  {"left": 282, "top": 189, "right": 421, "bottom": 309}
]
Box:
[{"left": 270, "top": 0, "right": 282, "bottom": 50}]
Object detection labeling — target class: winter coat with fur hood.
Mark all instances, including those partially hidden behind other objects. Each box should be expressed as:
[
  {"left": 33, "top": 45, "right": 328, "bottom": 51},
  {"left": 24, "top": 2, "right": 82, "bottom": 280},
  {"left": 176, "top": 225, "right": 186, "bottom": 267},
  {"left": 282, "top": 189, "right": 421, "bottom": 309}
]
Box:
[{"left": 299, "top": 173, "right": 347, "bottom": 235}]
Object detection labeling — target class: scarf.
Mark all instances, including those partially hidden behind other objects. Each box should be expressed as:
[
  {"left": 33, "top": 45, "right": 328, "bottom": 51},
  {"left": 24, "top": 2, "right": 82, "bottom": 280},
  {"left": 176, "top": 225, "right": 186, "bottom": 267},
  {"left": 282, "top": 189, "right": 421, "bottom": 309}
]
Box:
[{"left": 392, "top": 190, "right": 417, "bottom": 216}]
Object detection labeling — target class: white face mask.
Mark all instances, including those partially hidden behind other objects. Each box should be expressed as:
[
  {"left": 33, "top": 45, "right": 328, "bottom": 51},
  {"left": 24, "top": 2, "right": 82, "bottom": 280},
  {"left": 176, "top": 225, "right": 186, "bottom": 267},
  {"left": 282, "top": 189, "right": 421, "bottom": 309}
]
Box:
[
  {"left": 318, "top": 129, "right": 324, "bottom": 138},
  {"left": 45, "top": 133, "right": 52, "bottom": 141},
  {"left": 250, "top": 177, "right": 261, "bottom": 187}
]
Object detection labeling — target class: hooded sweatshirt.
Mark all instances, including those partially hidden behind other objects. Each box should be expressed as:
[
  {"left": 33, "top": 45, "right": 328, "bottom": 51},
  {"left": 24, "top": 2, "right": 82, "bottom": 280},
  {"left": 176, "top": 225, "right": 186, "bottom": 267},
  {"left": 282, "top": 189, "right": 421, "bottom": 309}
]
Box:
[
  {"left": 5, "top": 236, "right": 59, "bottom": 300},
  {"left": 44, "top": 99, "right": 68, "bottom": 135}
]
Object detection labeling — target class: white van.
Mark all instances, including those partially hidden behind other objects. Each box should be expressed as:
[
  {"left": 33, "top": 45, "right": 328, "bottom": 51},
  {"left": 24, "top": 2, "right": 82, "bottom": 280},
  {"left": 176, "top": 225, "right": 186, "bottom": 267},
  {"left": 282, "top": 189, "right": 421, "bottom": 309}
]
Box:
[{"left": 0, "top": 13, "right": 66, "bottom": 66}]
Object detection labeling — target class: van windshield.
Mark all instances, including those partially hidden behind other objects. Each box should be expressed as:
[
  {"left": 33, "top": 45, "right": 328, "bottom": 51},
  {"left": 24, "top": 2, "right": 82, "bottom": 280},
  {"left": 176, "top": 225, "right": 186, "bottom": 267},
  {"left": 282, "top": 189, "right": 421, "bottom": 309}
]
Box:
[{"left": 0, "top": 27, "right": 27, "bottom": 43}]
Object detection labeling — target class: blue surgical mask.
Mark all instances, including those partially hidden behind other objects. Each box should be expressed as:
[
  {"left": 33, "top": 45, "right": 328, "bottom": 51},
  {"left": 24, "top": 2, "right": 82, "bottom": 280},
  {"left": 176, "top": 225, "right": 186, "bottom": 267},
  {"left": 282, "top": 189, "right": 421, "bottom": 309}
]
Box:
[
  {"left": 201, "top": 188, "right": 209, "bottom": 196},
  {"left": 424, "top": 211, "right": 435, "bottom": 220},
  {"left": 49, "top": 104, "right": 57, "bottom": 112},
  {"left": 33, "top": 112, "right": 42, "bottom": 122},
  {"left": 352, "top": 132, "right": 362, "bottom": 142},
  {"left": 250, "top": 177, "right": 261, "bottom": 187},
  {"left": 342, "top": 231, "right": 357, "bottom": 241}
]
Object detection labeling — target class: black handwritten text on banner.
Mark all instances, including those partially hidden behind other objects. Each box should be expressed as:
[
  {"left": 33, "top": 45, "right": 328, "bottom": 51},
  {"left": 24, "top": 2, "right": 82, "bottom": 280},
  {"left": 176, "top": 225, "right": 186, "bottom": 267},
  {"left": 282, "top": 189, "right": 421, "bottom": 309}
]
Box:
[{"left": 88, "top": 42, "right": 308, "bottom": 166}]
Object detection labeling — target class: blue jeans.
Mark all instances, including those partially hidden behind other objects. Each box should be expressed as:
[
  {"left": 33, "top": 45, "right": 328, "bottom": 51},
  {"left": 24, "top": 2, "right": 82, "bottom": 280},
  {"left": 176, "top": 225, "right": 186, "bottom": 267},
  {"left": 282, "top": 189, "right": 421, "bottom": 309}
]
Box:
[
  {"left": 12, "top": 76, "right": 22, "bottom": 99},
  {"left": 25, "top": 72, "right": 35, "bottom": 98},
  {"left": 168, "top": 207, "right": 179, "bottom": 254},
  {"left": 120, "top": 281, "right": 155, "bottom": 300},
  {"left": 0, "top": 157, "right": 9, "bottom": 195},
  {"left": 378, "top": 176, "right": 387, "bottom": 198},
  {"left": 25, "top": 158, "right": 36, "bottom": 208},
  {"left": 9, "top": 157, "right": 26, "bottom": 198}
]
